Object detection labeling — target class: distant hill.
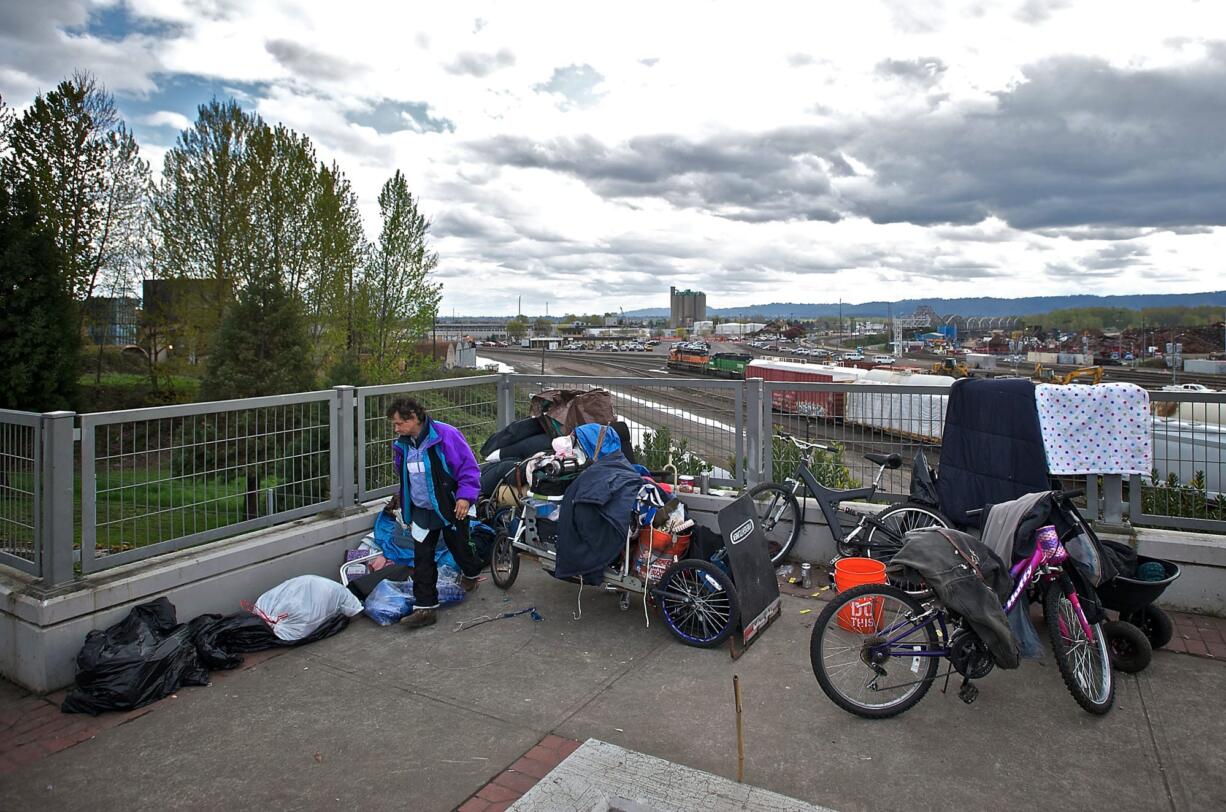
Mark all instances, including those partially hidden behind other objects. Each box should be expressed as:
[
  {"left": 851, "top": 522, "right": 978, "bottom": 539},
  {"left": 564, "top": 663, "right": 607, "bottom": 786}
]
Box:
[{"left": 622, "top": 291, "right": 1226, "bottom": 319}]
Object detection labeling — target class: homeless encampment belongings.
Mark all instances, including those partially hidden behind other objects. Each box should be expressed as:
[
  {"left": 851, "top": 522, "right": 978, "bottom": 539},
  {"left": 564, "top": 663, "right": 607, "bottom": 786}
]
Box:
[
  {"left": 889, "top": 528, "right": 1020, "bottom": 669},
  {"left": 530, "top": 389, "right": 616, "bottom": 437},
  {"left": 62, "top": 596, "right": 354, "bottom": 715},
  {"left": 1034, "top": 382, "right": 1152, "bottom": 476},
  {"left": 554, "top": 426, "right": 642, "bottom": 583},
  {"left": 936, "top": 378, "right": 1050, "bottom": 527},
  {"left": 251, "top": 575, "right": 363, "bottom": 642}
]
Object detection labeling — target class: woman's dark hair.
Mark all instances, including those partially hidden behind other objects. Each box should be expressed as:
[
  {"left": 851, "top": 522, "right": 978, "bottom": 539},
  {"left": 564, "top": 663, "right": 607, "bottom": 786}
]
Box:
[{"left": 386, "top": 397, "right": 428, "bottom": 422}]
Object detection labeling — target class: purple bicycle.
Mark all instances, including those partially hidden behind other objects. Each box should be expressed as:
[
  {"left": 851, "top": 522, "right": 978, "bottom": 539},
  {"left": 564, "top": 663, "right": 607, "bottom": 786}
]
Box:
[{"left": 810, "top": 507, "right": 1114, "bottom": 719}]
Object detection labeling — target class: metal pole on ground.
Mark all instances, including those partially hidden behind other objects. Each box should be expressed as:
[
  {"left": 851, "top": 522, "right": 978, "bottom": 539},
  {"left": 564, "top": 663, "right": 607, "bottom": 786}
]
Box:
[
  {"left": 733, "top": 674, "right": 745, "bottom": 783},
  {"left": 40, "top": 411, "right": 75, "bottom": 586}
]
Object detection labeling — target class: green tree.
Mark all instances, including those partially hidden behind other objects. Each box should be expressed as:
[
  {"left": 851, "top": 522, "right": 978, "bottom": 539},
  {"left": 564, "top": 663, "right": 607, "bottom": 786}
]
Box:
[
  {"left": 506, "top": 317, "right": 529, "bottom": 340},
  {"left": 150, "top": 99, "right": 262, "bottom": 328},
  {"left": 201, "top": 273, "right": 316, "bottom": 400},
  {"left": 311, "top": 161, "right": 366, "bottom": 365},
  {"left": 0, "top": 93, "right": 13, "bottom": 158},
  {"left": 4, "top": 72, "right": 150, "bottom": 333},
  {"left": 0, "top": 183, "right": 79, "bottom": 410},
  {"left": 358, "top": 170, "right": 441, "bottom": 382},
  {"left": 533, "top": 317, "right": 553, "bottom": 335}
]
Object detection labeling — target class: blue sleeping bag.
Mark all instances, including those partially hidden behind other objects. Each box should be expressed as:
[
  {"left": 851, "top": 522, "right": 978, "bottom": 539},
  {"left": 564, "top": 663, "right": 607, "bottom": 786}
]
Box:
[{"left": 372, "top": 512, "right": 458, "bottom": 570}]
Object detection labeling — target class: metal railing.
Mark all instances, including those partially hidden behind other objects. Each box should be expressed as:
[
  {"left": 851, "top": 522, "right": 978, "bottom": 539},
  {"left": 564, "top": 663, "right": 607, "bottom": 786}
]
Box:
[
  {"left": 78, "top": 391, "right": 341, "bottom": 573},
  {"left": 759, "top": 380, "right": 949, "bottom": 497},
  {"left": 4, "top": 374, "right": 1226, "bottom": 586},
  {"left": 356, "top": 375, "right": 502, "bottom": 501},
  {"left": 507, "top": 374, "right": 745, "bottom": 486},
  {"left": 1130, "top": 390, "right": 1226, "bottom": 532},
  {"left": 0, "top": 409, "right": 41, "bottom": 575}
]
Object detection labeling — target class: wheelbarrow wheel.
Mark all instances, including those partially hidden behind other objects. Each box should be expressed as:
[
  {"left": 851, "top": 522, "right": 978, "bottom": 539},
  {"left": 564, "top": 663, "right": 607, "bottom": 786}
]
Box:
[
  {"left": 489, "top": 529, "right": 519, "bottom": 589},
  {"left": 1125, "top": 605, "right": 1174, "bottom": 649},
  {"left": 653, "top": 559, "right": 740, "bottom": 648},
  {"left": 1103, "top": 620, "right": 1153, "bottom": 673}
]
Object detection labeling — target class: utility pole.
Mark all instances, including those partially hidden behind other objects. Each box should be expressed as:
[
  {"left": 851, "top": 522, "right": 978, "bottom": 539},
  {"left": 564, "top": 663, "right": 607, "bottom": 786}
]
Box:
[{"left": 838, "top": 298, "right": 843, "bottom": 349}]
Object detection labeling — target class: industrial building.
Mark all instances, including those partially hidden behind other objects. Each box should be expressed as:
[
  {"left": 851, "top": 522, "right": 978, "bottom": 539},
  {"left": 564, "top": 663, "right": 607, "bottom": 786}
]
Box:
[{"left": 669, "top": 287, "right": 706, "bottom": 328}]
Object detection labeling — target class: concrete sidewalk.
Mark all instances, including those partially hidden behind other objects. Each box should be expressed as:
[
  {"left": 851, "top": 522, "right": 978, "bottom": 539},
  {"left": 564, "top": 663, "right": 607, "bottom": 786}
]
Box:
[{"left": 2, "top": 563, "right": 1224, "bottom": 811}]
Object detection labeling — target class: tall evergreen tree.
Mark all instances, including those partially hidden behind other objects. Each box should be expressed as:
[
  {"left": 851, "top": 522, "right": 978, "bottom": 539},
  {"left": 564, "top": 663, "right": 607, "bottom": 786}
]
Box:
[
  {"left": 0, "top": 183, "right": 79, "bottom": 411},
  {"left": 201, "top": 272, "right": 316, "bottom": 400}
]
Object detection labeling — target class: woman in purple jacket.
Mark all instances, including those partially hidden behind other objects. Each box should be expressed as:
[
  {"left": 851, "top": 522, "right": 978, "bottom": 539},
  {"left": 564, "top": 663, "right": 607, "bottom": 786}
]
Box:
[{"left": 386, "top": 397, "right": 483, "bottom": 629}]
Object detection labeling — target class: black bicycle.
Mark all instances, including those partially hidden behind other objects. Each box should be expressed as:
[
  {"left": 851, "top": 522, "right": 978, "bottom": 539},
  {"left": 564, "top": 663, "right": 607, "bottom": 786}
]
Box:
[{"left": 748, "top": 432, "right": 952, "bottom": 563}]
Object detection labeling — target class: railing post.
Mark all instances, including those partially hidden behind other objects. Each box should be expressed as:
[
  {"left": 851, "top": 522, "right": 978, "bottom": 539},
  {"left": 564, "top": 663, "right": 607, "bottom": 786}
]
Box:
[
  {"left": 497, "top": 374, "right": 515, "bottom": 429},
  {"left": 1085, "top": 475, "right": 1100, "bottom": 522},
  {"left": 332, "top": 386, "right": 358, "bottom": 510},
  {"left": 745, "top": 378, "right": 763, "bottom": 486},
  {"left": 734, "top": 380, "right": 745, "bottom": 486},
  {"left": 1128, "top": 474, "right": 1143, "bottom": 523},
  {"left": 1101, "top": 473, "right": 1127, "bottom": 527},
  {"left": 40, "top": 411, "right": 75, "bottom": 586},
  {"left": 760, "top": 380, "right": 774, "bottom": 483}
]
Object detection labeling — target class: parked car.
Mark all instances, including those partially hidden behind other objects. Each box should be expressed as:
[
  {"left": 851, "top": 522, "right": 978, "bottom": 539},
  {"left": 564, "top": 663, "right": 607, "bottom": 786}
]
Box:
[{"left": 873, "top": 354, "right": 896, "bottom": 364}]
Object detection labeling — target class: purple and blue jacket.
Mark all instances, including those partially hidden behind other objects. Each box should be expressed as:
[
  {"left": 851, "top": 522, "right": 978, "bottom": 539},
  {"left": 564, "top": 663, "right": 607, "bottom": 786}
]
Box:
[{"left": 391, "top": 419, "right": 480, "bottom": 529}]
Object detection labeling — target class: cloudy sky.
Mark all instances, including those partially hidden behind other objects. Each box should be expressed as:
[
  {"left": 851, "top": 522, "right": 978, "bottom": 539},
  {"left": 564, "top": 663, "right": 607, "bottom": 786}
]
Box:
[{"left": 2, "top": 0, "right": 1225, "bottom": 316}]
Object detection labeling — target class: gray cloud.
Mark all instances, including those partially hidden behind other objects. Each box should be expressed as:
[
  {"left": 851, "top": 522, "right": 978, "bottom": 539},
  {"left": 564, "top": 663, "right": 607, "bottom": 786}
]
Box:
[
  {"left": 1016, "top": 0, "right": 1072, "bottom": 25},
  {"left": 533, "top": 64, "right": 605, "bottom": 109},
  {"left": 349, "top": 98, "right": 455, "bottom": 134},
  {"left": 445, "top": 48, "right": 515, "bottom": 77},
  {"left": 265, "top": 39, "right": 364, "bottom": 81},
  {"left": 875, "top": 57, "right": 947, "bottom": 84},
  {"left": 467, "top": 49, "right": 1226, "bottom": 233},
  {"left": 1083, "top": 243, "right": 1150, "bottom": 270}
]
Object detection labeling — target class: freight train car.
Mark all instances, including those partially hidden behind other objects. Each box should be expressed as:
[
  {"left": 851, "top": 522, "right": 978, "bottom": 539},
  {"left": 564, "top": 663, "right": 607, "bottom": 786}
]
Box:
[
  {"left": 843, "top": 369, "right": 953, "bottom": 443},
  {"left": 745, "top": 359, "right": 867, "bottom": 417}
]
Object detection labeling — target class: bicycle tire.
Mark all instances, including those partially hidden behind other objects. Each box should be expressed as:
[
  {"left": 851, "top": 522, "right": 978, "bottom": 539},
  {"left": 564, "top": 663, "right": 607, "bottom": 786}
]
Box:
[
  {"left": 489, "top": 529, "right": 519, "bottom": 589},
  {"left": 746, "top": 482, "right": 801, "bottom": 564},
  {"left": 653, "top": 559, "right": 740, "bottom": 648},
  {"left": 1044, "top": 577, "right": 1114, "bottom": 714},
  {"left": 810, "top": 583, "right": 939, "bottom": 719},
  {"left": 862, "top": 504, "right": 952, "bottom": 559}
]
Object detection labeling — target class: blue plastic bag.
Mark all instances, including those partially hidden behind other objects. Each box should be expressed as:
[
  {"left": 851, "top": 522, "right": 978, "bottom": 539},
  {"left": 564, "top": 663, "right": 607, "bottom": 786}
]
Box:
[
  {"left": 362, "top": 567, "right": 467, "bottom": 626},
  {"left": 363, "top": 580, "right": 416, "bottom": 626}
]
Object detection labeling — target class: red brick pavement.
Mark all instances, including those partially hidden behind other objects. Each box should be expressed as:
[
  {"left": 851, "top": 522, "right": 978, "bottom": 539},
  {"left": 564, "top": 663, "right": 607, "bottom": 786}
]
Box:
[
  {"left": 0, "top": 647, "right": 288, "bottom": 778},
  {"left": 458, "top": 734, "right": 583, "bottom": 811}
]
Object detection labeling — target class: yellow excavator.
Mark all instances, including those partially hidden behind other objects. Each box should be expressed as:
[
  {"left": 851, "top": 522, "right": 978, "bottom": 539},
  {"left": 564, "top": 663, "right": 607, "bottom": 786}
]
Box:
[
  {"left": 1032, "top": 363, "right": 1103, "bottom": 385},
  {"left": 931, "top": 358, "right": 970, "bottom": 378}
]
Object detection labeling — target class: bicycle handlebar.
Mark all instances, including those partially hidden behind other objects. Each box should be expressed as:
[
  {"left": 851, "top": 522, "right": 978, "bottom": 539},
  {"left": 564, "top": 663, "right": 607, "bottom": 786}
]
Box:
[{"left": 776, "top": 431, "right": 830, "bottom": 453}]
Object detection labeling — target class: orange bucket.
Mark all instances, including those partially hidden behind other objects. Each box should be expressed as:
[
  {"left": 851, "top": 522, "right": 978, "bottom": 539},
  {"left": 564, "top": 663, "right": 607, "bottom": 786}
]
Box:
[{"left": 834, "top": 557, "right": 888, "bottom": 633}]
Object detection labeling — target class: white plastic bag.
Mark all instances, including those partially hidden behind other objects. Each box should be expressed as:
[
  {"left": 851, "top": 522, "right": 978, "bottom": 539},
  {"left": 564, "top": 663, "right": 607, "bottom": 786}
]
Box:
[{"left": 253, "top": 575, "right": 363, "bottom": 641}]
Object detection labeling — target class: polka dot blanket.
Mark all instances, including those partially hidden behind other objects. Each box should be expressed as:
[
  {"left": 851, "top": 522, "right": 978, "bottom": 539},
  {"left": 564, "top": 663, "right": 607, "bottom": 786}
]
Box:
[{"left": 1034, "top": 382, "right": 1152, "bottom": 475}]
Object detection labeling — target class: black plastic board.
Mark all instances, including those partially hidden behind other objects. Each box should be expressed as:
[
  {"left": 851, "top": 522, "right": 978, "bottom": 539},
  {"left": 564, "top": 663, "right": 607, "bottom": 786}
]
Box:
[{"left": 718, "top": 494, "right": 781, "bottom": 647}]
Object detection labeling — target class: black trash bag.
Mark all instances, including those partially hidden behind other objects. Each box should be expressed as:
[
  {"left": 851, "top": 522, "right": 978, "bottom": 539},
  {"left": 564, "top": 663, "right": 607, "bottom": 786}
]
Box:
[
  {"left": 61, "top": 598, "right": 210, "bottom": 716},
  {"left": 191, "top": 611, "right": 352, "bottom": 670},
  {"left": 909, "top": 449, "right": 940, "bottom": 509}
]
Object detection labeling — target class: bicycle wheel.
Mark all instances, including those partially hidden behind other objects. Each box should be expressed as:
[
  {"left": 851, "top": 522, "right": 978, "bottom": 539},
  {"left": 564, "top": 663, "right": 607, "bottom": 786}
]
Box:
[
  {"left": 810, "top": 583, "right": 939, "bottom": 719},
  {"left": 746, "top": 483, "right": 801, "bottom": 564},
  {"left": 864, "top": 504, "right": 951, "bottom": 558},
  {"left": 653, "top": 559, "right": 740, "bottom": 648},
  {"left": 1044, "top": 577, "right": 1114, "bottom": 714},
  {"left": 489, "top": 529, "right": 519, "bottom": 589}
]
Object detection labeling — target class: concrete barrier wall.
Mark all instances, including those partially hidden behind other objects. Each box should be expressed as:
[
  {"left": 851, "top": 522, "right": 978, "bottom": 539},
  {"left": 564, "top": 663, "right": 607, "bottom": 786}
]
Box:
[{"left": 0, "top": 506, "right": 381, "bottom": 693}]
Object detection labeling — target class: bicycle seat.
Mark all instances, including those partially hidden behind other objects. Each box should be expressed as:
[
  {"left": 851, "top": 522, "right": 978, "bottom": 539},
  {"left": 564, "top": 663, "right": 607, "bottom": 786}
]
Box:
[{"left": 864, "top": 451, "right": 902, "bottom": 469}]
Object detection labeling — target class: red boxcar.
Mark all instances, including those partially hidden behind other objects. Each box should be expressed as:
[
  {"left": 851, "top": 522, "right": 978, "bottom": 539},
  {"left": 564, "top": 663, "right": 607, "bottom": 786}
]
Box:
[{"left": 745, "top": 360, "right": 865, "bottom": 418}]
